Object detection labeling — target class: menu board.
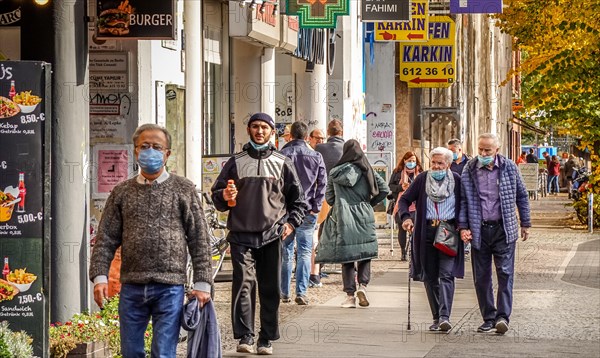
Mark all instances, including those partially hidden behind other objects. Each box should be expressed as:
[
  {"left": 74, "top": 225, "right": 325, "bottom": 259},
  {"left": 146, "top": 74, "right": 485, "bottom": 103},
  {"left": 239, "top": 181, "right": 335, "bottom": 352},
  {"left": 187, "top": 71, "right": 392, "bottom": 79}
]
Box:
[{"left": 0, "top": 61, "right": 50, "bottom": 357}]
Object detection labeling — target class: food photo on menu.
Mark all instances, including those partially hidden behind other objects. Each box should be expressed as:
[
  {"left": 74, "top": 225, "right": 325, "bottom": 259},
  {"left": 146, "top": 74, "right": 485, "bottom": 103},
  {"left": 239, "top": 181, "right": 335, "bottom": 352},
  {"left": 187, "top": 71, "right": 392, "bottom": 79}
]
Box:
[
  {"left": 0, "top": 256, "right": 38, "bottom": 302},
  {"left": 0, "top": 80, "right": 42, "bottom": 119},
  {"left": 97, "top": 0, "right": 135, "bottom": 36}
]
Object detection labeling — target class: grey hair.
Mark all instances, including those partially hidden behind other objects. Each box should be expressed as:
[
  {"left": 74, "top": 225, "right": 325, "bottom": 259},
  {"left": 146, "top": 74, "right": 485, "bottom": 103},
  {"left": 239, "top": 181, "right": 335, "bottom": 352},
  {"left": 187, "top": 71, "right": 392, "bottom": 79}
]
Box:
[
  {"left": 478, "top": 133, "right": 500, "bottom": 148},
  {"left": 132, "top": 124, "right": 172, "bottom": 149},
  {"left": 430, "top": 147, "right": 454, "bottom": 165},
  {"left": 290, "top": 121, "right": 309, "bottom": 140}
]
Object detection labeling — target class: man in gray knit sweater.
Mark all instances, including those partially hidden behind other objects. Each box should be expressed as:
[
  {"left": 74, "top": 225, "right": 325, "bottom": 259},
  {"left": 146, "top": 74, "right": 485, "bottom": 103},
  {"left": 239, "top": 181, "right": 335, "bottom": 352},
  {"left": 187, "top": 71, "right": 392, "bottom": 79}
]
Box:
[{"left": 90, "top": 124, "right": 212, "bottom": 357}]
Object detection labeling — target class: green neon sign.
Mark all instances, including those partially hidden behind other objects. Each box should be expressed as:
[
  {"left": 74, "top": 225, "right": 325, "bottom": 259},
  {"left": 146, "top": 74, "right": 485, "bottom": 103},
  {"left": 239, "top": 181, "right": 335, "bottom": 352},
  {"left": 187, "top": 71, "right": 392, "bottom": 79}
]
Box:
[{"left": 286, "top": 0, "right": 350, "bottom": 28}]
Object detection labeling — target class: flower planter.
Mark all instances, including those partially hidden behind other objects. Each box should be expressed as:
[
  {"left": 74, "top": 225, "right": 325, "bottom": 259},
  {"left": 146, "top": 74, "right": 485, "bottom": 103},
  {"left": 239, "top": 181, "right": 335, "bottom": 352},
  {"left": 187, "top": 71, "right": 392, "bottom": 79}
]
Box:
[{"left": 66, "top": 341, "right": 110, "bottom": 358}]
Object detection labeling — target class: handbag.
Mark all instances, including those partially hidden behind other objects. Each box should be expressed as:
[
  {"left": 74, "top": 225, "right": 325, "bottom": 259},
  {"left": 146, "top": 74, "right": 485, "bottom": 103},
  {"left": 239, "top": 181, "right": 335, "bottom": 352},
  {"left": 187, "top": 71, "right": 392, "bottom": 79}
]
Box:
[
  {"left": 433, "top": 221, "right": 459, "bottom": 257},
  {"left": 432, "top": 203, "right": 458, "bottom": 257}
]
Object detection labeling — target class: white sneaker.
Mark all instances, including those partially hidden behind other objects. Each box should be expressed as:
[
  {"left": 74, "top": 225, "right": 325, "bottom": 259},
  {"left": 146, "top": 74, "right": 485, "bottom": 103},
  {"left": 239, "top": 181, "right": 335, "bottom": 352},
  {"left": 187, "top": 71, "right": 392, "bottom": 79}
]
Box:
[
  {"left": 341, "top": 295, "right": 356, "bottom": 308},
  {"left": 356, "top": 285, "right": 369, "bottom": 307}
]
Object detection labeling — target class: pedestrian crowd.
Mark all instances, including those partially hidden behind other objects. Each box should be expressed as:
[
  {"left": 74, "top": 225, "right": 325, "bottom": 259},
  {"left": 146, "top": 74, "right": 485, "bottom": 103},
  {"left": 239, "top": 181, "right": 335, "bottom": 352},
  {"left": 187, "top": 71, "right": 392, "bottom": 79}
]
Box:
[{"left": 89, "top": 117, "right": 539, "bottom": 357}]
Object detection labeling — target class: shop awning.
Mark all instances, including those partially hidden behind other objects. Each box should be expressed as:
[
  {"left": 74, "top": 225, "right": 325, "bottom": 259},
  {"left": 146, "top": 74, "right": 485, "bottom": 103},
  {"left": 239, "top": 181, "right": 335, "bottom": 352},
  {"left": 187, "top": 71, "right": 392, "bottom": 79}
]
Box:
[{"left": 511, "top": 115, "right": 547, "bottom": 135}]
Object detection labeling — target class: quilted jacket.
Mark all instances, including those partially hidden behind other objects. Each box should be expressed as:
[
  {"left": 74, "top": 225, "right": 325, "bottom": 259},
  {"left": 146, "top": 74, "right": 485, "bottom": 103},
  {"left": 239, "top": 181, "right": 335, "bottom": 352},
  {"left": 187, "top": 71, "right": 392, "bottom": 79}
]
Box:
[
  {"left": 315, "top": 163, "right": 389, "bottom": 264},
  {"left": 459, "top": 154, "right": 531, "bottom": 250}
]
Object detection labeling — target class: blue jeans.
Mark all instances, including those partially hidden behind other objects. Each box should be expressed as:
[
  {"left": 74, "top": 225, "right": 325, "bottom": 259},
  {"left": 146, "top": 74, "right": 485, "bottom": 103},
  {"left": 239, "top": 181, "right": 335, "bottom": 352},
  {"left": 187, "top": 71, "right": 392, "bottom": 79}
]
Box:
[
  {"left": 547, "top": 175, "right": 559, "bottom": 193},
  {"left": 281, "top": 213, "right": 317, "bottom": 297},
  {"left": 119, "top": 283, "right": 184, "bottom": 358}
]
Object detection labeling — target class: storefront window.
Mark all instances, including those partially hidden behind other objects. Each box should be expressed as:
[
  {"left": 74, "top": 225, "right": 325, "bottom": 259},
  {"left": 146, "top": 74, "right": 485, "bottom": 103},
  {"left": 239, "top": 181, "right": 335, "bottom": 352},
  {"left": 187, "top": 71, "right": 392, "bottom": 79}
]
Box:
[
  {"left": 203, "top": 15, "right": 229, "bottom": 155},
  {"left": 203, "top": 61, "right": 228, "bottom": 154}
]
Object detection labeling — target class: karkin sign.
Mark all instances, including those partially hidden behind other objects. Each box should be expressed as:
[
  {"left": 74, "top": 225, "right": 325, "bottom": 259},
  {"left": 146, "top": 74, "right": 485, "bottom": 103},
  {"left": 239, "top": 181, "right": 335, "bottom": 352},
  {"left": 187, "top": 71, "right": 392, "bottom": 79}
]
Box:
[
  {"left": 96, "top": 0, "right": 175, "bottom": 40},
  {"left": 374, "top": 0, "right": 428, "bottom": 41},
  {"left": 362, "top": 0, "right": 410, "bottom": 22},
  {"left": 400, "top": 16, "right": 456, "bottom": 88}
]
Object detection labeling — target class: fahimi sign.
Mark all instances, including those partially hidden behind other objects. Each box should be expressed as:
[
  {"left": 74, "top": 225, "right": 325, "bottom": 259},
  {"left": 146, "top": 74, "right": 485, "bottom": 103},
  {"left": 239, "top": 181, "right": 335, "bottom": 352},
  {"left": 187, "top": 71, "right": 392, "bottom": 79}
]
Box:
[{"left": 362, "top": 0, "right": 410, "bottom": 22}]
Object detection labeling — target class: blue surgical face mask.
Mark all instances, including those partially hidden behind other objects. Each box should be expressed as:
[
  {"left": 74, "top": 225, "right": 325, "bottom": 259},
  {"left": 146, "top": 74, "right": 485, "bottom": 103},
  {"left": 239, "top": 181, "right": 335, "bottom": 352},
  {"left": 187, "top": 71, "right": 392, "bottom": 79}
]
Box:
[
  {"left": 452, "top": 152, "right": 459, "bottom": 161},
  {"left": 138, "top": 148, "right": 165, "bottom": 174},
  {"left": 478, "top": 155, "right": 494, "bottom": 166},
  {"left": 405, "top": 162, "right": 417, "bottom": 170},
  {"left": 430, "top": 169, "right": 446, "bottom": 180},
  {"left": 250, "top": 140, "right": 269, "bottom": 151}
]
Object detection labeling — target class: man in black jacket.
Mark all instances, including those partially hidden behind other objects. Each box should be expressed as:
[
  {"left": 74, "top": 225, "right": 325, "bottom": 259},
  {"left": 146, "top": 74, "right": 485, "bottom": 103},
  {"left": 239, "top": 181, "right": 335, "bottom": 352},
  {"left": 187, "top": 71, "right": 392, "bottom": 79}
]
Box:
[
  {"left": 316, "top": 119, "right": 345, "bottom": 174},
  {"left": 211, "top": 112, "right": 306, "bottom": 355},
  {"left": 526, "top": 148, "right": 538, "bottom": 163}
]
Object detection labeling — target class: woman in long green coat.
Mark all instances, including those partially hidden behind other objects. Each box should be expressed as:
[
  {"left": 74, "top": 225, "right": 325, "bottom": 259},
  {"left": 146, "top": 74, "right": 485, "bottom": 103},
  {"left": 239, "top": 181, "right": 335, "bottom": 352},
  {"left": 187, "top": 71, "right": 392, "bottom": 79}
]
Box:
[{"left": 315, "top": 140, "right": 389, "bottom": 308}]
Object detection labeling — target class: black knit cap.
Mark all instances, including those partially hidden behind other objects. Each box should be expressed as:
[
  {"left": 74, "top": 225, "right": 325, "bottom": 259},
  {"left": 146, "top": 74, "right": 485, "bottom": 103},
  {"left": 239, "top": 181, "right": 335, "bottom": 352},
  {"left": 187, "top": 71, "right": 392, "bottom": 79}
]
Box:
[{"left": 248, "top": 112, "right": 275, "bottom": 129}]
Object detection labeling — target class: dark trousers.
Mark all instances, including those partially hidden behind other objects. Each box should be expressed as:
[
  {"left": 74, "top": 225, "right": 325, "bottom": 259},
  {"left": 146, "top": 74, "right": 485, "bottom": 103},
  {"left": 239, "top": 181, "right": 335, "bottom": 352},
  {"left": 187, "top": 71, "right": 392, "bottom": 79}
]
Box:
[
  {"left": 423, "top": 224, "right": 456, "bottom": 321},
  {"left": 472, "top": 224, "right": 516, "bottom": 324},
  {"left": 230, "top": 239, "right": 281, "bottom": 341},
  {"left": 397, "top": 211, "right": 416, "bottom": 257},
  {"left": 342, "top": 260, "right": 371, "bottom": 295}
]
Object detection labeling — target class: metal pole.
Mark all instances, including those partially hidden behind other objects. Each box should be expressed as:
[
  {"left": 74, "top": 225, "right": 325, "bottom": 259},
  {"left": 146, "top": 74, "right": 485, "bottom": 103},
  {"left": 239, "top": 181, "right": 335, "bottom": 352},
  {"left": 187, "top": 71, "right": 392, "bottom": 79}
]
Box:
[
  {"left": 390, "top": 215, "right": 395, "bottom": 255},
  {"left": 52, "top": 0, "right": 90, "bottom": 322},
  {"left": 589, "top": 193, "right": 594, "bottom": 233},
  {"left": 419, "top": 111, "right": 424, "bottom": 166}
]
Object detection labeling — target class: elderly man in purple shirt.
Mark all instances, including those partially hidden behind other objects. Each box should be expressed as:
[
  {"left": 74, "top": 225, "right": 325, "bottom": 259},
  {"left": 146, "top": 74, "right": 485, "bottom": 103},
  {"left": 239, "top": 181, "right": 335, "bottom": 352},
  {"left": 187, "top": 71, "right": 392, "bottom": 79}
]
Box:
[{"left": 459, "top": 133, "right": 531, "bottom": 335}]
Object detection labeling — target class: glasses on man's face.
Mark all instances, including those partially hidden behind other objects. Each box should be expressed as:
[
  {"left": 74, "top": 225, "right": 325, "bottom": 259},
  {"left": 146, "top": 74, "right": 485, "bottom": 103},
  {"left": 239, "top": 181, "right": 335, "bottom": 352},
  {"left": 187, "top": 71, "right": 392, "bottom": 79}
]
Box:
[
  {"left": 311, "top": 136, "right": 326, "bottom": 141},
  {"left": 136, "top": 143, "right": 168, "bottom": 152}
]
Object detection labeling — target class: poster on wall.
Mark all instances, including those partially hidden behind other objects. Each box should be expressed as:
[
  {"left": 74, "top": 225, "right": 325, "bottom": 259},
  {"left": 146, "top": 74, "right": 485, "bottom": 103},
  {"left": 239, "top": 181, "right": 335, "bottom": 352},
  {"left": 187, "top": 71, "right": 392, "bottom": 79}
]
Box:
[
  {"left": 0, "top": 60, "right": 51, "bottom": 357},
  {"left": 92, "top": 145, "right": 135, "bottom": 199},
  {"left": 202, "top": 155, "right": 230, "bottom": 194}
]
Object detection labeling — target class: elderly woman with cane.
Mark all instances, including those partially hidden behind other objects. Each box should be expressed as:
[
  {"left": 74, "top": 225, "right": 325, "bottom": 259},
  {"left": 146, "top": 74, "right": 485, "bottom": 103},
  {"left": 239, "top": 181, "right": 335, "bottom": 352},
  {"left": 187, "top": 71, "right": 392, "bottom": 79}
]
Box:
[{"left": 398, "top": 147, "right": 465, "bottom": 332}]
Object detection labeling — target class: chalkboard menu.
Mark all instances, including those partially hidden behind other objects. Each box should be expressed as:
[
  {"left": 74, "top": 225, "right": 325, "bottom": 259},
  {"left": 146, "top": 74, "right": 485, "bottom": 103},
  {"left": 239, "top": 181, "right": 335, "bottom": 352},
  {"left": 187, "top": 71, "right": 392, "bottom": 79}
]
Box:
[{"left": 0, "top": 61, "right": 51, "bottom": 357}]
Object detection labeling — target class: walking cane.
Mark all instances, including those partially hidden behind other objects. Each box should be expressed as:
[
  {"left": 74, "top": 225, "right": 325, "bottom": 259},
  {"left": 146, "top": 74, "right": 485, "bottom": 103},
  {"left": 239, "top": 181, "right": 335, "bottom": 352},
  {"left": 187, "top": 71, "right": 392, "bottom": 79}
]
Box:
[{"left": 407, "top": 231, "right": 413, "bottom": 331}]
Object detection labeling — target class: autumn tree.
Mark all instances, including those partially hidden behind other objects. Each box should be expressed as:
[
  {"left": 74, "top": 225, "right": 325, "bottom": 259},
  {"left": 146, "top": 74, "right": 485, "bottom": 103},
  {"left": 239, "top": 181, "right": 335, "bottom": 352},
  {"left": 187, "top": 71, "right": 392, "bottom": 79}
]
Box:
[{"left": 494, "top": 0, "right": 600, "bottom": 191}]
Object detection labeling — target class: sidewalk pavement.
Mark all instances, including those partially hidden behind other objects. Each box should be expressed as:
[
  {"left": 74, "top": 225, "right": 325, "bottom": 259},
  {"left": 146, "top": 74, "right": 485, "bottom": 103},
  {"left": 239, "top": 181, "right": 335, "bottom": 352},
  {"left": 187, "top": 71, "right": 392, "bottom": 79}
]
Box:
[{"left": 224, "top": 194, "right": 600, "bottom": 357}]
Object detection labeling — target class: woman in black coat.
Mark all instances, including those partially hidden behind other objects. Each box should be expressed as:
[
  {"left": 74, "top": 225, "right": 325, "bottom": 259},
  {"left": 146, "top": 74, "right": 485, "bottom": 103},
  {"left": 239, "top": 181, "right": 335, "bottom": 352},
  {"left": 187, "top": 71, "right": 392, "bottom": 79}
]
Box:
[
  {"left": 387, "top": 151, "right": 421, "bottom": 261},
  {"left": 398, "top": 147, "right": 464, "bottom": 333}
]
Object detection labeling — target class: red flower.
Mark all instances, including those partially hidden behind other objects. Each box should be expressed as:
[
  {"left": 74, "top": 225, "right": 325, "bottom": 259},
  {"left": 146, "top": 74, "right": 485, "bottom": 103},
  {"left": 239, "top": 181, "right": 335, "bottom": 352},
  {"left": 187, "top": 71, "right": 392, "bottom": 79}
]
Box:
[{"left": 65, "top": 321, "right": 72, "bottom": 326}]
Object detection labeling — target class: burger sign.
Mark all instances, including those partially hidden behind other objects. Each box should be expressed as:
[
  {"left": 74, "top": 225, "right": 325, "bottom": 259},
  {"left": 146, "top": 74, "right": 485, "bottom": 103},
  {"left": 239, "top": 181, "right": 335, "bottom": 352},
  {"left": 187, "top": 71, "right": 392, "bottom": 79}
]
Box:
[{"left": 96, "top": 0, "right": 175, "bottom": 40}]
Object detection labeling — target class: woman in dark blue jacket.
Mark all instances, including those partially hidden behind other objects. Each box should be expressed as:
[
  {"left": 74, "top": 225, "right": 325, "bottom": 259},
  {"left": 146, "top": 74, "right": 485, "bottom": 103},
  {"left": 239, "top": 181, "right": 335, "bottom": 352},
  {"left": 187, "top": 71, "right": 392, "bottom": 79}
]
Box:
[{"left": 398, "top": 147, "right": 464, "bottom": 332}]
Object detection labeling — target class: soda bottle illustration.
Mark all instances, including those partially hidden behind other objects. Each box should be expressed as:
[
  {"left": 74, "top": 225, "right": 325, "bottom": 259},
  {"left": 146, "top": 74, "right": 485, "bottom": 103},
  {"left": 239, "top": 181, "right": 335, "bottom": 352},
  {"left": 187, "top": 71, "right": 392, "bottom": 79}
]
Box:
[
  {"left": 2, "top": 257, "right": 9, "bottom": 280},
  {"left": 17, "top": 172, "right": 26, "bottom": 213},
  {"left": 227, "top": 180, "right": 237, "bottom": 207},
  {"left": 9, "top": 80, "right": 16, "bottom": 101}
]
